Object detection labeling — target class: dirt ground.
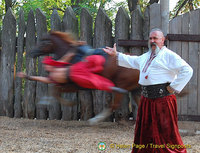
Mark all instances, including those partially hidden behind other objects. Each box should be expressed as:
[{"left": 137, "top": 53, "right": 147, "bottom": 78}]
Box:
[{"left": 0, "top": 117, "right": 200, "bottom": 153}]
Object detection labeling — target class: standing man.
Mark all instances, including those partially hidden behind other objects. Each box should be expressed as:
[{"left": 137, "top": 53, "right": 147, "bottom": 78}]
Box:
[{"left": 103, "top": 28, "right": 193, "bottom": 153}]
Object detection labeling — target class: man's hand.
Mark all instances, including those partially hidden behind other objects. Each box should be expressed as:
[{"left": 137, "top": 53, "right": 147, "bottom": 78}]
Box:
[
  {"left": 167, "top": 86, "right": 175, "bottom": 94},
  {"left": 17, "top": 72, "right": 27, "bottom": 78},
  {"left": 103, "top": 43, "right": 118, "bottom": 57}
]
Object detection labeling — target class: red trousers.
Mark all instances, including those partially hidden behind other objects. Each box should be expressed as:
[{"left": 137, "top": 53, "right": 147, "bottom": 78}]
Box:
[
  {"left": 132, "top": 95, "right": 187, "bottom": 153},
  {"left": 69, "top": 55, "right": 114, "bottom": 91}
]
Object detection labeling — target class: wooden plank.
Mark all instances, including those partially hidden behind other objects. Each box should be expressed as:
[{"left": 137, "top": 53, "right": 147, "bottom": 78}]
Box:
[
  {"left": 188, "top": 9, "right": 199, "bottom": 115},
  {"left": 178, "top": 115, "right": 200, "bottom": 121},
  {"left": 143, "top": 6, "right": 150, "bottom": 52},
  {"left": 80, "top": 8, "right": 93, "bottom": 46},
  {"left": 62, "top": 7, "right": 78, "bottom": 37},
  {"left": 160, "top": 0, "right": 169, "bottom": 36},
  {"left": 180, "top": 12, "right": 189, "bottom": 115},
  {"left": 115, "top": 7, "right": 130, "bottom": 53},
  {"left": 118, "top": 40, "right": 148, "bottom": 47},
  {"left": 48, "top": 9, "right": 62, "bottom": 120},
  {"left": 0, "top": 8, "right": 16, "bottom": 117},
  {"left": 35, "top": 8, "right": 48, "bottom": 119},
  {"left": 150, "top": 3, "right": 161, "bottom": 30},
  {"left": 114, "top": 7, "right": 130, "bottom": 121},
  {"left": 14, "top": 9, "right": 25, "bottom": 118},
  {"left": 197, "top": 9, "right": 200, "bottom": 116},
  {"left": 130, "top": 6, "right": 143, "bottom": 55},
  {"left": 23, "top": 10, "right": 37, "bottom": 119},
  {"left": 166, "top": 34, "right": 200, "bottom": 42},
  {"left": 51, "top": 9, "right": 62, "bottom": 31},
  {"left": 93, "top": 8, "right": 113, "bottom": 121},
  {"left": 61, "top": 7, "right": 79, "bottom": 121},
  {"left": 79, "top": 8, "right": 93, "bottom": 120},
  {"left": 169, "top": 15, "right": 182, "bottom": 114}
]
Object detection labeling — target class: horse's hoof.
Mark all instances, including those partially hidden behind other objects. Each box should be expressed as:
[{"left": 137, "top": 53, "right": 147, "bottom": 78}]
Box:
[{"left": 88, "top": 108, "right": 112, "bottom": 125}]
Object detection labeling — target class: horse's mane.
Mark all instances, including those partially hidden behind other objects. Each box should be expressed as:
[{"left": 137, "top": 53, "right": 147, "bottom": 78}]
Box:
[{"left": 50, "top": 31, "right": 79, "bottom": 46}]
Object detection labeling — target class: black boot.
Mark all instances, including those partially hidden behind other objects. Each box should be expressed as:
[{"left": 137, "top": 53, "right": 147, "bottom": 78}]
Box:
[{"left": 110, "top": 87, "right": 128, "bottom": 94}]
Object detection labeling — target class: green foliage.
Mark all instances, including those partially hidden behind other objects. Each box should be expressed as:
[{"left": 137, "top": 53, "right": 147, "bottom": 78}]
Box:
[{"left": 170, "top": 0, "right": 200, "bottom": 18}]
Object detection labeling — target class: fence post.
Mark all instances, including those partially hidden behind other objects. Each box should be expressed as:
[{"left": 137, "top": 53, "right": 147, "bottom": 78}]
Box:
[
  {"left": 0, "top": 8, "right": 16, "bottom": 117},
  {"left": 150, "top": 3, "right": 161, "bottom": 30},
  {"left": 14, "top": 9, "right": 26, "bottom": 118},
  {"left": 47, "top": 9, "right": 62, "bottom": 120},
  {"left": 93, "top": 8, "right": 113, "bottom": 121},
  {"left": 61, "top": 7, "right": 79, "bottom": 121},
  {"left": 23, "top": 10, "right": 37, "bottom": 119},
  {"left": 114, "top": 7, "right": 131, "bottom": 121},
  {"left": 169, "top": 15, "right": 182, "bottom": 115},
  {"left": 180, "top": 12, "right": 189, "bottom": 115},
  {"left": 160, "top": 0, "right": 169, "bottom": 36},
  {"left": 188, "top": 10, "right": 199, "bottom": 115},
  {"left": 63, "top": 6, "right": 78, "bottom": 37},
  {"left": 35, "top": 8, "right": 48, "bottom": 119},
  {"left": 79, "top": 8, "right": 94, "bottom": 120}
]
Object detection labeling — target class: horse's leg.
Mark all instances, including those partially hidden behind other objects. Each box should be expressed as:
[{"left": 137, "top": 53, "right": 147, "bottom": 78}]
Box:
[
  {"left": 88, "top": 93, "right": 124, "bottom": 125},
  {"left": 52, "top": 85, "right": 78, "bottom": 106}
]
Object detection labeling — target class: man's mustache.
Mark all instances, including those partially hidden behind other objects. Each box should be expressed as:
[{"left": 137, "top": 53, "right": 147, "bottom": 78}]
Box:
[{"left": 150, "top": 42, "right": 157, "bottom": 47}]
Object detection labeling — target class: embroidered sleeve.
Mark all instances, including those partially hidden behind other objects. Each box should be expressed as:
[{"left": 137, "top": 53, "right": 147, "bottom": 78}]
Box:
[{"left": 117, "top": 53, "right": 140, "bottom": 70}]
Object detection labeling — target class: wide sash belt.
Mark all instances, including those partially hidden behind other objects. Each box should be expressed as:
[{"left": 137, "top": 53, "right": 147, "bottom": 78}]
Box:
[{"left": 141, "top": 83, "right": 172, "bottom": 99}]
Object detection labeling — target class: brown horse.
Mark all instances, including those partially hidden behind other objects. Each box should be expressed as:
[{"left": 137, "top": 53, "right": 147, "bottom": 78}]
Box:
[{"left": 31, "top": 31, "right": 140, "bottom": 124}]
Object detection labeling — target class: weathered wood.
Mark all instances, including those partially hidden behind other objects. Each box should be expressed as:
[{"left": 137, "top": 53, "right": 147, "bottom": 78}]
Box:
[
  {"left": 35, "top": 8, "right": 48, "bottom": 119},
  {"left": 143, "top": 6, "right": 150, "bottom": 41},
  {"left": 0, "top": 8, "right": 16, "bottom": 117},
  {"left": 198, "top": 9, "right": 200, "bottom": 116},
  {"left": 188, "top": 9, "right": 199, "bottom": 115},
  {"left": 114, "top": 7, "right": 130, "bottom": 121},
  {"left": 150, "top": 3, "right": 161, "bottom": 30},
  {"left": 23, "top": 10, "right": 36, "bottom": 119},
  {"left": 180, "top": 12, "right": 189, "bottom": 115},
  {"left": 169, "top": 15, "right": 182, "bottom": 114},
  {"left": 166, "top": 34, "right": 200, "bottom": 42},
  {"left": 79, "top": 8, "right": 93, "bottom": 120},
  {"left": 115, "top": 7, "right": 130, "bottom": 53},
  {"left": 80, "top": 8, "right": 93, "bottom": 45},
  {"left": 93, "top": 8, "right": 113, "bottom": 121},
  {"left": 130, "top": 6, "right": 143, "bottom": 55},
  {"left": 14, "top": 9, "right": 25, "bottom": 118},
  {"left": 48, "top": 9, "right": 62, "bottom": 120},
  {"left": 51, "top": 9, "right": 62, "bottom": 31},
  {"left": 61, "top": 93, "right": 78, "bottom": 121},
  {"left": 62, "top": 7, "right": 78, "bottom": 37},
  {"left": 160, "top": 0, "right": 169, "bottom": 36},
  {"left": 118, "top": 39, "right": 147, "bottom": 47},
  {"left": 61, "top": 7, "right": 79, "bottom": 121}
]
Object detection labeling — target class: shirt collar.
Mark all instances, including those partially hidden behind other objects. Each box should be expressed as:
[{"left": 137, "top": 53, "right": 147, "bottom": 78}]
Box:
[{"left": 150, "top": 46, "right": 166, "bottom": 56}]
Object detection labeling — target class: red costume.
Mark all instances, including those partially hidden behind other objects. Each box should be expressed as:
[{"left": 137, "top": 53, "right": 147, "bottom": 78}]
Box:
[
  {"left": 42, "top": 55, "right": 115, "bottom": 92},
  {"left": 132, "top": 95, "right": 187, "bottom": 153}
]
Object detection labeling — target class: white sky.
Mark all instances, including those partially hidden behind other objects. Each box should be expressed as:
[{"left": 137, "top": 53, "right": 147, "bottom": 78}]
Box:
[{"left": 112, "top": 0, "right": 179, "bottom": 11}]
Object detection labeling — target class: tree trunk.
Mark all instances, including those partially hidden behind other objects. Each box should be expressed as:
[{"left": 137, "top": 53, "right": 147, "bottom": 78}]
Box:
[
  {"left": 128, "top": 0, "right": 139, "bottom": 13},
  {"left": 5, "top": 0, "right": 12, "bottom": 12}
]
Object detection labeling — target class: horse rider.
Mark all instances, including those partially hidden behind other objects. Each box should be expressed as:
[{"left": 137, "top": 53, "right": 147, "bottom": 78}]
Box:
[
  {"left": 103, "top": 28, "right": 193, "bottom": 153},
  {"left": 17, "top": 53, "right": 127, "bottom": 94}
]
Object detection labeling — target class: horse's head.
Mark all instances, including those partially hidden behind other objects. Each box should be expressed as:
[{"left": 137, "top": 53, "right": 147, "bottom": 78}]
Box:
[
  {"left": 31, "top": 35, "right": 54, "bottom": 57},
  {"left": 31, "top": 31, "right": 79, "bottom": 59}
]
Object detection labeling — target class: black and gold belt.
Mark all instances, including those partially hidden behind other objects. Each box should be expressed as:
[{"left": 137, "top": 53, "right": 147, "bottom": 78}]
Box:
[{"left": 141, "top": 83, "right": 172, "bottom": 99}]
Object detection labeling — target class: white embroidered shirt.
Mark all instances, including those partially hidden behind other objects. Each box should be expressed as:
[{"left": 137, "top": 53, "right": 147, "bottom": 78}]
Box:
[{"left": 117, "top": 46, "right": 193, "bottom": 93}]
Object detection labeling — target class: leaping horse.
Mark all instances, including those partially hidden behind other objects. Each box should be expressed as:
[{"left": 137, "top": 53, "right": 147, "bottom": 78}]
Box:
[{"left": 31, "top": 31, "right": 141, "bottom": 124}]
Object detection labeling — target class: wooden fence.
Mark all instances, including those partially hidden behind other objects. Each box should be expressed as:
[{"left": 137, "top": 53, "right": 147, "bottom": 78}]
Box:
[{"left": 0, "top": 4, "right": 199, "bottom": 121}]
